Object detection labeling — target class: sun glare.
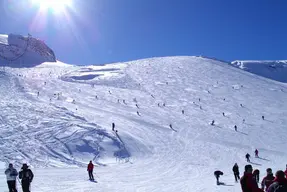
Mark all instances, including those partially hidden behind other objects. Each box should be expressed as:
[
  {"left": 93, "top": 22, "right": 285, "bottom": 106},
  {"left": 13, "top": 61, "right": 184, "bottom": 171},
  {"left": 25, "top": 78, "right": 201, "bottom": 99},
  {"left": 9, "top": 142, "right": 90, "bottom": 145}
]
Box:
[{"left": 31, "top": 0, "right": 72, "bottom": 13}]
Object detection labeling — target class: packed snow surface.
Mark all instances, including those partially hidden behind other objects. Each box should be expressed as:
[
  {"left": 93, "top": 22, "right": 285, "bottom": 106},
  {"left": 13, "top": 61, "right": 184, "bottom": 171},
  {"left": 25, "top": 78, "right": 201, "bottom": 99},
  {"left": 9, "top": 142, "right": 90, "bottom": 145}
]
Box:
[
  {"left": 231, "top": 60, "right": 287, "bottom": 83},
  {"left": 0, "top": 56, "right": 286, "bottom": 191}
]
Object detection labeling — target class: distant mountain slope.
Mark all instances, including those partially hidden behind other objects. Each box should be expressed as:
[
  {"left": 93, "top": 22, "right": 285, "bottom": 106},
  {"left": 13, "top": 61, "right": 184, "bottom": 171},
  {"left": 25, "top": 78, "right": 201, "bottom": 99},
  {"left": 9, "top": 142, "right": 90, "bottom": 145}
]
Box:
[
  {"left": 231, "top": 60, "right": 287, "bottom": 83},
  {"left": 0, "top": 34, "right": 56, "bottom": 67}
]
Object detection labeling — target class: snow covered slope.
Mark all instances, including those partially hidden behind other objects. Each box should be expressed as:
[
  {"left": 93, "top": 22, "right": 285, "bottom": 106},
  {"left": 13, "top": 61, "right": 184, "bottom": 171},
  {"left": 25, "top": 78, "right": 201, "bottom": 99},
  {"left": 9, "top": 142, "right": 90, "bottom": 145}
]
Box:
[
  {"left": 0, "top": 34, "right": 56, "bottom": 68},
  {"left": 231, "top": 60, "right": 287, "bottom": 83},
  {"left": 0, "top": 56, "right": 286, "bottom": 192}
]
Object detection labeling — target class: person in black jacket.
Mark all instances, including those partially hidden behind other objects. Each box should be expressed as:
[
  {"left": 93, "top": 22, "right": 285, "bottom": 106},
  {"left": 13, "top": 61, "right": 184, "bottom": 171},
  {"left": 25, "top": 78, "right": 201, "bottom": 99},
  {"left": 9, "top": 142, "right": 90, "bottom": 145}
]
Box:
[
  {"left": 214, "top": 170, "right": 223, "bottom": 185},
  {"left": 19, "top": 164, "right": 34, "bottom": 192},
  {"left": 233, "top": 163, "right": 240, "bottom": 182},
  {"left": 246, "top": 153, "right": 251, "bottom": 162}
]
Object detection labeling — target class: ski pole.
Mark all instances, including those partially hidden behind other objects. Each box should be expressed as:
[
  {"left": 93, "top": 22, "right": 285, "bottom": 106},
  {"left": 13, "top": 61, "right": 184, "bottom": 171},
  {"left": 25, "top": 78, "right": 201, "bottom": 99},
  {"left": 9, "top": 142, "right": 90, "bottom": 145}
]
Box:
[
  {"left": 17, "top": 177, "right": 22, "bottom": 186},
  {"left": 94, "top": 173, "right": 100, "bottom": 178}
]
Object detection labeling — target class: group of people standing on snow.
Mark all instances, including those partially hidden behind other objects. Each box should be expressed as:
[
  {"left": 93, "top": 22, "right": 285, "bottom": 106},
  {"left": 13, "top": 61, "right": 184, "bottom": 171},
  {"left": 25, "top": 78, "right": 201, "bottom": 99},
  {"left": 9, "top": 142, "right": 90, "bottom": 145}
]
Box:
[
  {"left": 4, "top": 163, "right": 34, "bottom": 192},
  {"left": 215, "top": 163, "right": 287, "bottom": 192}
]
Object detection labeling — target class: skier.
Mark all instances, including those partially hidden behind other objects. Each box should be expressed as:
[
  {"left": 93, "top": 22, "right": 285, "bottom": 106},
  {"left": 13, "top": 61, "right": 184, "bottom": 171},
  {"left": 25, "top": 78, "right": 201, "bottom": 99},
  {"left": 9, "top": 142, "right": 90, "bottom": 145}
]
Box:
[
  {"left": 87, "top": 160, "right": 94, "bottom": 180},
  {"left": 211, "top": 120, "right": 215, "bottom": 126},
  {"left": 182, "top": 110, "right": 184, "bottom": 114},
  {"left": 262, "top": 116, "right": 265, "bottom": 120},
  {"left": 240, "top": 164, "right": 263, "bottom": 192},
  {"left": 261, "top": 168, "right": 275, "bottom": 191},
  {"left": 232, "top": 163, "right": 240, "bottom": 182},
  {"left": 267, "top": 170, "right": 287, "bottom": 192},
  {"left": 235, "top": 125, "right": 238, "bottom": 132},
  {"left": 253, "top": 169, "right": 260, "bottom": 183},
  {"left": 112, "top": 123, "right": 115, "bottom": 131},
  {"left": 214, "top": 170, "right": 223, "bottom": 185},
  {"left": 243, "top": 119, "right": 246, "bottom": 123},
  {"left": 255, "top": 149, "right": 259, "bottom": 158},
  {"left": 240, "top": 104, "right": 243, "bottom": 107},
  {"left": 19, "top": 164, "right": 34, "bottom": 192},
  {"left": 4, "top": 163, "right": 18, "bottom": 192},
  {"left": 222, "top": 112, "right": 225, "bottom": 116},
  {"left": 246, "top": 153, "right": 251, "bottom": 162}
]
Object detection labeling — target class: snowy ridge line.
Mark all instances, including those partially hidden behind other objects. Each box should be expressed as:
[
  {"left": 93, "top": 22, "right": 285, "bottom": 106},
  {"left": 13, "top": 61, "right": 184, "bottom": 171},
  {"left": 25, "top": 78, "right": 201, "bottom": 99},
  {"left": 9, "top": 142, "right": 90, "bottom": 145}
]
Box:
[{"left": 0, "top": 35, "right": 30, "bottom": 61}]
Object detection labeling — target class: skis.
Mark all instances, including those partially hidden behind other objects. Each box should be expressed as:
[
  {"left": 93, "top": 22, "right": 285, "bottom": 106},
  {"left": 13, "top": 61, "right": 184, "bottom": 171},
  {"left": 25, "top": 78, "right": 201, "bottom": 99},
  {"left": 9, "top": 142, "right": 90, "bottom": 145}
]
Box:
[{"left": 89, "top": 179, "right": 97, "bottom": 183}]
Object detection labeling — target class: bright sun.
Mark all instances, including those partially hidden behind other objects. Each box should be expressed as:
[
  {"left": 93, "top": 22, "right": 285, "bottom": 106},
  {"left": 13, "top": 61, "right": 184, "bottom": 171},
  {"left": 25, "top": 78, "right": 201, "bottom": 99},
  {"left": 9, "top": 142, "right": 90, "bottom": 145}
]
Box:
[{"left": 31, "top": 0, "right": 72, "bottom": 13}]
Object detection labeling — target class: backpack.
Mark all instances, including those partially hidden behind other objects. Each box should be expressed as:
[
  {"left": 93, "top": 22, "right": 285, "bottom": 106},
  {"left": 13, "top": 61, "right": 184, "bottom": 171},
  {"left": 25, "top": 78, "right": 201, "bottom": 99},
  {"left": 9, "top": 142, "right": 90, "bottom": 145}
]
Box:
[{"left": 274, "top": 184, "right": 287, "bottom": 192}]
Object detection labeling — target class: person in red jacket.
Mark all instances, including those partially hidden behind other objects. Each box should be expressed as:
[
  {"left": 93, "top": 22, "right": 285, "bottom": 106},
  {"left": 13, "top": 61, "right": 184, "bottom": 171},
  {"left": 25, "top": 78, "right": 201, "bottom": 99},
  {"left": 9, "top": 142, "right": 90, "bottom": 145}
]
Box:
[
  {"left": 241, "top": 164, "right": 264, "bottom": 192},
  {"left": 255, "top": 149, "right": 259, "bottom": 158},
  {"left": 261, "top": 168, "right": 275, "bottom": 191},
  {"left": 87, "top": 160, "right": 94, "bottom": 180},
  {"left": 267, "top": 170, "right": 287, "bottom": 192}
]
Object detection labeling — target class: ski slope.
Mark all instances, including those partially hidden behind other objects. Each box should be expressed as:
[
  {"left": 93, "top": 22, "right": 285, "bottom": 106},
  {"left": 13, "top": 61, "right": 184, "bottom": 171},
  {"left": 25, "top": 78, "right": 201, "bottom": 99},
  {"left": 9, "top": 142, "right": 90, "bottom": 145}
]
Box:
[{"left": 0, "top": 56, "right": 286, "bottom": 192}]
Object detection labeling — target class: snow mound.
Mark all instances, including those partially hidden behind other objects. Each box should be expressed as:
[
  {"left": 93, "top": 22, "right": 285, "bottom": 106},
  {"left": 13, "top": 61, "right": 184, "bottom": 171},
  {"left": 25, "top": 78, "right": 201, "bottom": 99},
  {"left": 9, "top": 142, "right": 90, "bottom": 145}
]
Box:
[
  {"left": 231, "top": 60, "right": 287, "bottom": 83},
  {"left": 0, "top": 34, "right": 56, "bottom": 68}
]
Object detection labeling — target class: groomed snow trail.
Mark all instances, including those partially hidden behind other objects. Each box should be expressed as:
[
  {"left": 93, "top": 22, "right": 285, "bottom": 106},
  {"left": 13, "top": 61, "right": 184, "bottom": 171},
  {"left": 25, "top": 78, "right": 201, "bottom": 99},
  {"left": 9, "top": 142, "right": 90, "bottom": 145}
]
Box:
[{"left": 0, "top": 56, "right": 286, "bottom": 192}]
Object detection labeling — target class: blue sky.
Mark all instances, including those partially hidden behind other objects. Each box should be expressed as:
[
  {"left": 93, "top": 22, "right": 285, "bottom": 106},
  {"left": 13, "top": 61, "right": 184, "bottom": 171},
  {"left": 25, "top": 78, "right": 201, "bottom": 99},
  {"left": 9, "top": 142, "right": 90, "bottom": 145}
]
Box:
[{"left": 0, "top": 0, "right": 286, "bottom": 65}]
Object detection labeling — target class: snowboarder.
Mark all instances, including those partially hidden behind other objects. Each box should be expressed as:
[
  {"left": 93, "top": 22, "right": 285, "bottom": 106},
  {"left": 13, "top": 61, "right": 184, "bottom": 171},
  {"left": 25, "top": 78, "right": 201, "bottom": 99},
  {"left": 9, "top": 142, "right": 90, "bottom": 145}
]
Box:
[
  {"left": 261, "top": 168, "right": 274, "bottom": 191},
  {"left": 253, "top": 169, "right": 260, "bottom": 183},
  {"left": 112, "top": 123, "right": 115, "bottom": 131},
  {"left": 5, "top": 163, "right": 18, "bottom": 192},
  {"left": 267, "top": 170, "right": 287, "bottom": 192},
  {"left": 214, "top": 170, "right": 223, "bottom": 185},
  {"left": 240, "top": 164, "right": 263, "bottom": 192},
  {"left": 232, "top": 163, "right": 240, "bottom": 182},
  {"left": 234, "top": 125, "right": 238, "bottom": 132},
  {"left": 246, "top": 153, "right": 251, "bottom": 162},
  {"left": 87, "top": 160, "right": 94, "bottom": 180},
  {"left": 262, "top": 116, "right": 265, "bottom": 120},
  {"left": 255, "top": 149, "right": 259, "bottom": 158},
  {"left": 211, "top": 120, "right": 215, "bottom": 126},
  {"left": 19, "top": 164, "right": 34, "bottom": 192}
]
